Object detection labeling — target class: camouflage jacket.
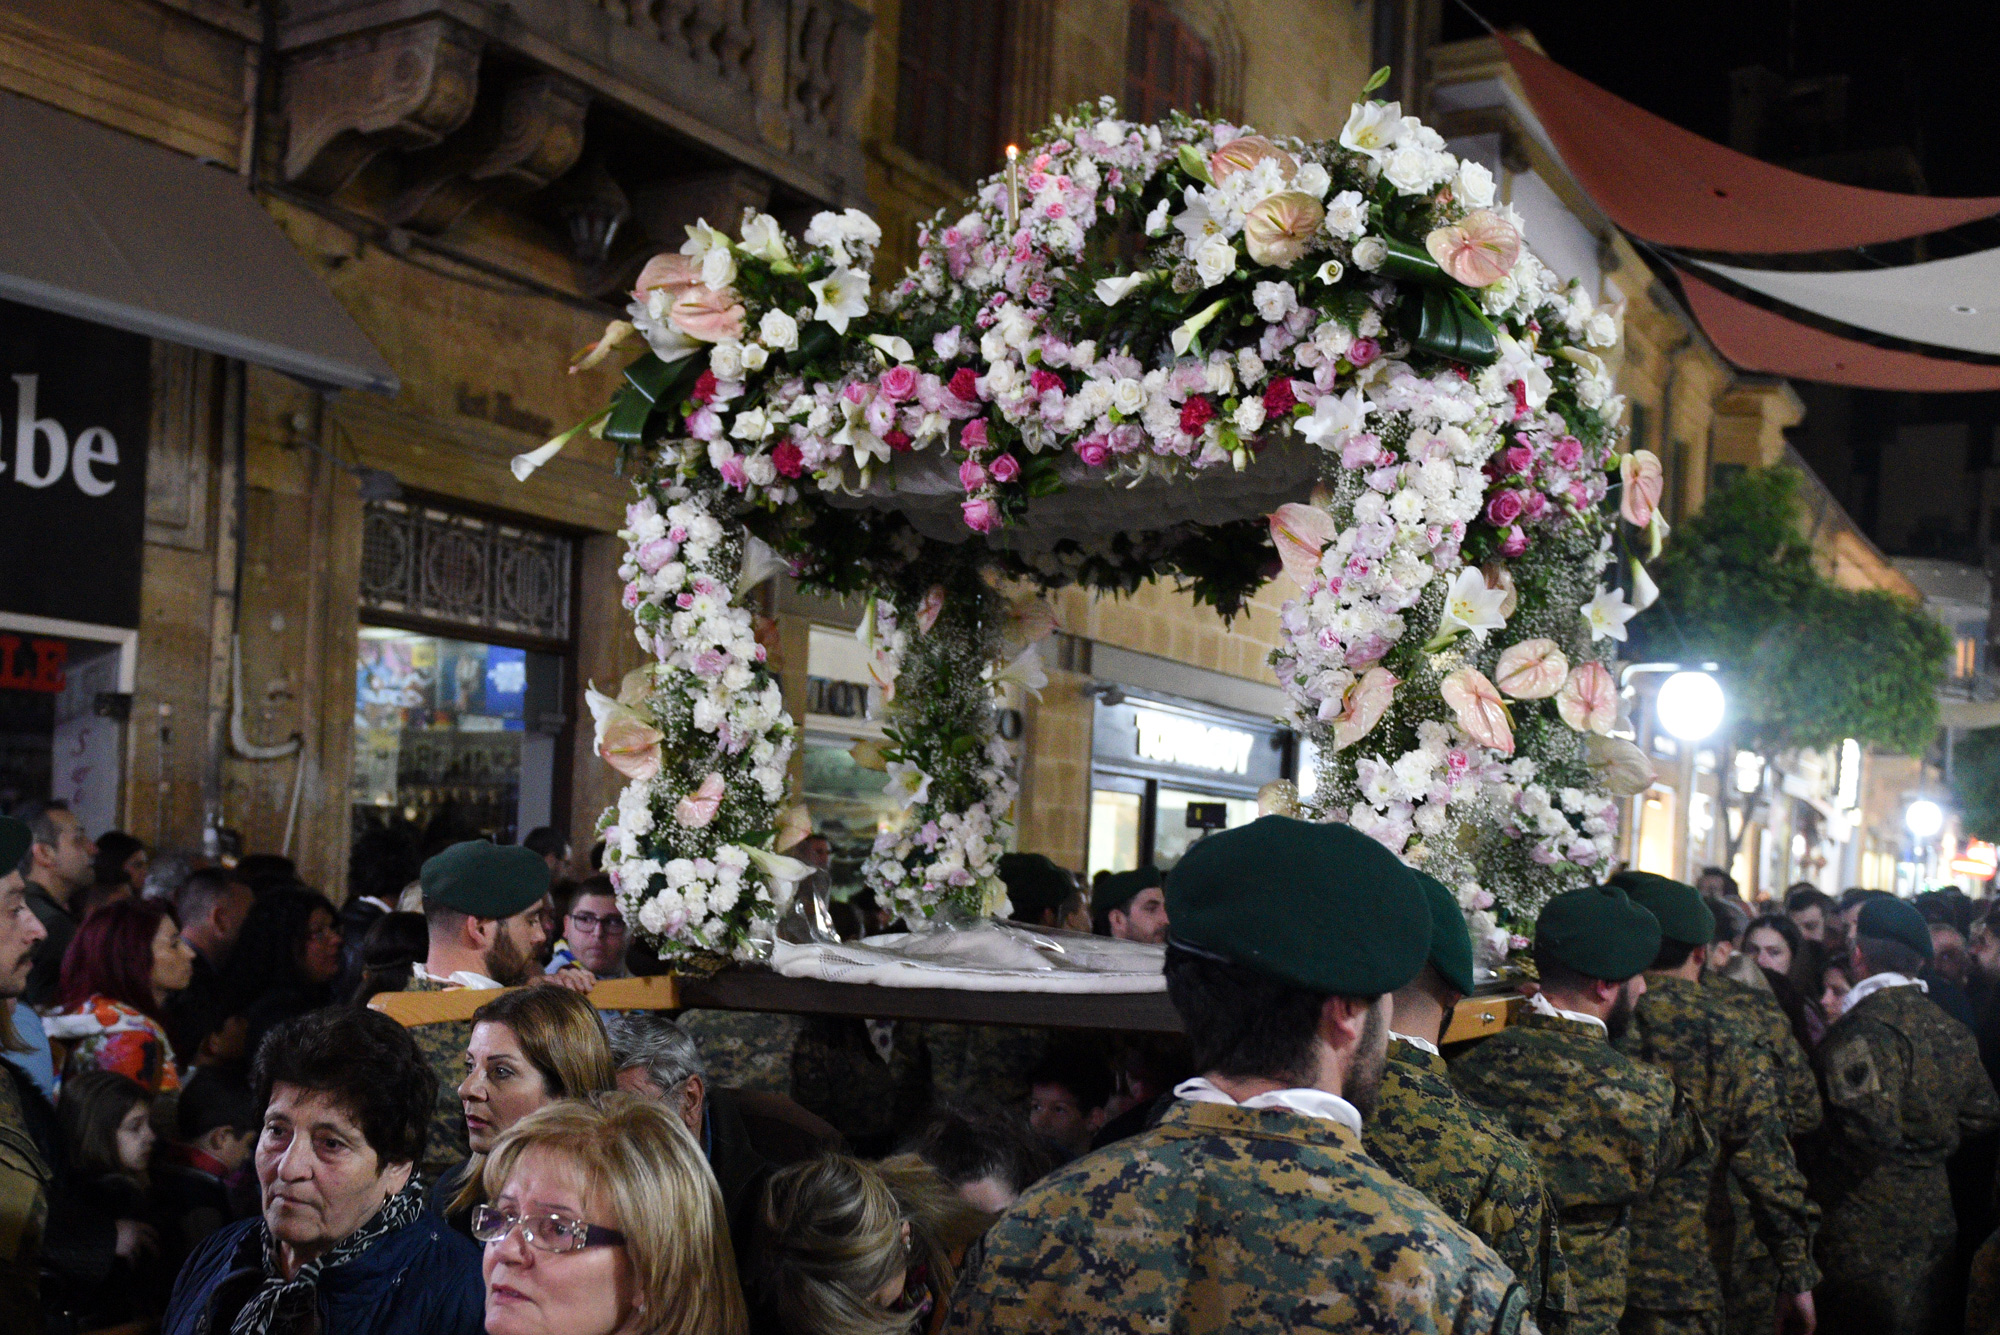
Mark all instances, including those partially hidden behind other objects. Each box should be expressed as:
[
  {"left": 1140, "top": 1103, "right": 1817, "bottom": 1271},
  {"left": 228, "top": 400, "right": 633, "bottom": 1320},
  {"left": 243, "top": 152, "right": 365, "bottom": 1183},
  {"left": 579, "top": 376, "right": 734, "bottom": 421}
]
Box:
[
  {"left": 1616, "top": 976, "right": 1819, "bottom": 1305},
  {"left": 919, "top": 1023, "right": 1048, "bottom": 1108},
  {"left": 403, "top": 975, "right": 474, "bottom": 1183},
  {"left": 0, "top": 1061, "right": 50, "bottom": 1335},
  {"left": 1702, "top": 974, "right": 1821, "bottom": 1136},
  {"left": 1452, "top": 1012, "right": 1703, "bottom": 1335},
  {"left": 944, "top": 1097, "right": 1533, "bottom": 1335},
  {"left": 678, "top": 1008, "right": 806, "bottom": 1097},
  {"left": 1809, "top": 982, "right": 2000, "bottom": 1213},
  {"left": 1367, "top": 1038, "right": 1572, "bottom": 1328},
  {"left": 789, "top": 1016, "right": 930, "bottom": 1154}
]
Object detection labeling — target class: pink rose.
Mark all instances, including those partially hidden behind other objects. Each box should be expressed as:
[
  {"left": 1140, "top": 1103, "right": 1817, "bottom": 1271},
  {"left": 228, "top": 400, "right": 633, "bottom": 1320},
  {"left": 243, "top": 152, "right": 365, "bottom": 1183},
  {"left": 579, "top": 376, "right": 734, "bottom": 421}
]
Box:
[
  {"left": 1486, "top": 490, "right": 1524, "bottom": 527},
  {"left": 960, "top": 417, "right": 990, "bottom": 451},
  {"left": 1551, "top": 435, "right": 1584, "bottom": 470},
  {"left": 1074, "top": 437, "right": 1110, "bottom": 468},
  {"left": 1348, "top": 338, "right": 1380, "bottom": 367},
  {"left": 961, "top": 496, "right": 1002, "bottom": 533},
  {"left": 879, "top": 365, "right": 918, "bottom": 402},
  {"left": 1521, "top": 491, "right": 1549, "bottom": 521},
  {"left": 989, "top": 454, "right": 1021, "bottom": 482},
  {"left": 958, "top": 459, "right": 989, "bottom": 490},
  {"left": 1499, "top": 526, "right": 1528, "bottom": 558},
  {"left": 1504, "top": 445, "right": 1533, "bottom": 475}
]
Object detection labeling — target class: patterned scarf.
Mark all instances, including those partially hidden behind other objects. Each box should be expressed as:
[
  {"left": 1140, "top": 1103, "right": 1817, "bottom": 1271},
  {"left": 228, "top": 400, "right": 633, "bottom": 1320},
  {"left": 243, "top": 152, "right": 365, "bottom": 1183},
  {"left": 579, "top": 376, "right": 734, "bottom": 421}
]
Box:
[{"left": 229, "top": 1178, "right": 427, "bottom": 1335}]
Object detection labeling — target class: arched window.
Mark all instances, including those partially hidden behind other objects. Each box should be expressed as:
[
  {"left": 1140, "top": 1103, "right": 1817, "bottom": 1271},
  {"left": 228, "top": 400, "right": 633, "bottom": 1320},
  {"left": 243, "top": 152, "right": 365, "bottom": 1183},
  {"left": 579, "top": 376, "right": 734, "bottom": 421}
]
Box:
[
  {"left": 894, "top": 1, "right": 1012, "bottom": 186},
  {"left": 1125, "top": 0, "right": 1215, "bottom": 123}
]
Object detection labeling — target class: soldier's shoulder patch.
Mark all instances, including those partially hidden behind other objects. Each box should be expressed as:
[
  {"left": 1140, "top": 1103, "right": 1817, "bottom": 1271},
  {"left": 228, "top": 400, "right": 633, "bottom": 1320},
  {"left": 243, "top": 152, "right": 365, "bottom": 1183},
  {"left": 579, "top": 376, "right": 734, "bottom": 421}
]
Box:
[{"left": 1824, "top": 1037, "right": 1881, "bottom": 1104}]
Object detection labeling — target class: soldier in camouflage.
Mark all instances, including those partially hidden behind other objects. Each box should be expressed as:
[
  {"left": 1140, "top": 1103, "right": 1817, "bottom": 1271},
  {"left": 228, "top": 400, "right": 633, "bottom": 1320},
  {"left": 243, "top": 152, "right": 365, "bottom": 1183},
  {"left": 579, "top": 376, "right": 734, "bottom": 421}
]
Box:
[
  {"left": 1366, "top": 871, "right": 1572, "bottom": 1331},
  {"left": 947, "top": 817, "right": 1531, "bottom": 1335},
  {"left": 1808, "top": 896, "right": 2000, "bottom": 1335},
  {"left": 676, "top": 1008, "right": 806, "bottom": 1095},
  {"left": 1609, "top": 873, "right": 1818, "bottom": 1335},
  {"left": 1454, "top": 883, "right": 1707, "bottom": 1335}
]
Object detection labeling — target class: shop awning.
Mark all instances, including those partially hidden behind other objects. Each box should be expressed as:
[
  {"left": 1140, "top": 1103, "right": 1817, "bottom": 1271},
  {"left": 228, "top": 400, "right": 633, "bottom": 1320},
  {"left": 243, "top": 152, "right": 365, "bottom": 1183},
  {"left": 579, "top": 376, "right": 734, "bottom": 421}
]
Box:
[
  {"left": 1673, "top": 266, "right": 2000, "bottom": 392},
  {"left": 1497, "top": 33, "right": 2000, "bottom": 254},
  {"left": 0, "top": 91, "right": 397, "bottom": 395},
  {"left": 1694, "top": 253, "right": 2000, "bottom": 357}
]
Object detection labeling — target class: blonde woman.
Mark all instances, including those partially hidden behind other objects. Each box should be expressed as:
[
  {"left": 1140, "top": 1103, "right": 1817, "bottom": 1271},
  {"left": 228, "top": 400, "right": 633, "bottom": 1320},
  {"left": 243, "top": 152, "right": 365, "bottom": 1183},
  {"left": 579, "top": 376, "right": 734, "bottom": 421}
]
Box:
[
  {"left": 437, "top": 986, "right": 616, "bottom": 1230},
  {"left": 744, "top": 1154, "right": 986, "bottom": 1335},
  {"left": 475, "top": 1092, "right": 748, "bottom": 1335}
]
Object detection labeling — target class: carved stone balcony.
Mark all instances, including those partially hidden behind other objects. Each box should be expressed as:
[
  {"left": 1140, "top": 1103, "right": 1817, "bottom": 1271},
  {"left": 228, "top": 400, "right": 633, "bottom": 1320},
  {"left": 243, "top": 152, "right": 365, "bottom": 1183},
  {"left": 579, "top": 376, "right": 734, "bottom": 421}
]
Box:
[{"left": 276, "top": 0, "right": 869, "bottom": 290}]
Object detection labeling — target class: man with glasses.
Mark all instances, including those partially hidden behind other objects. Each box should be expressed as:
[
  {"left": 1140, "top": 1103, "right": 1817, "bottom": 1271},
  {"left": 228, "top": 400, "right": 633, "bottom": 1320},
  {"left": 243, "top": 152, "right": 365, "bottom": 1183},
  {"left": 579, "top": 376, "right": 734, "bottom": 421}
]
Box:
[{"left": 546, "top": 875, "right": 629, "bottom": 981}]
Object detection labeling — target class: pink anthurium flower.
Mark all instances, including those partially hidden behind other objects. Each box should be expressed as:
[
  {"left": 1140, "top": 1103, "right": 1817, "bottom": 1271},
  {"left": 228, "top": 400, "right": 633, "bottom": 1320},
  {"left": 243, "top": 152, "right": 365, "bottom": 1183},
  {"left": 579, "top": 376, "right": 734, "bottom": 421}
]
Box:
[
  {"left": 1332, "top": 667, "right": 1398, "bottom": 751},
  {"left": 1620, "top": 450, "right": 1664, "bottom": 529},
  {"left": 1244, "top": 192, "right": 1326, "bottom": 267},
  {"left": 1442, "top": 667, "right": 1514, "bottom": 755},
  {"left": 1493, "top": 638, "right": 1569, "bottom": 700},
  {"left": 1586, "top": 734, "right": 1656, "bottom": 797},
  {"left": 1556, "top": 661, "right": 1618, "bottom": 734},
  {"left": 1269, "top": 502, "right": 1338, "bottom": 591},
  {"left": 1424, "top": 210, "right": 1522, "bottom": 288},
  {"left": 1208, "top": 135, "right": 1299, "bottom": 183},
  {"left": 586, "top": 682, "right": 664, "bottom": 781},
  {"left": 674, "top": 772, "right": 727, "bottom": 828},
  {"left": 1005, "top": 595, "right": 1059, "bottom": 646},
  {"left": 916, "top": 584, "right": 947, "bottom": 633}
]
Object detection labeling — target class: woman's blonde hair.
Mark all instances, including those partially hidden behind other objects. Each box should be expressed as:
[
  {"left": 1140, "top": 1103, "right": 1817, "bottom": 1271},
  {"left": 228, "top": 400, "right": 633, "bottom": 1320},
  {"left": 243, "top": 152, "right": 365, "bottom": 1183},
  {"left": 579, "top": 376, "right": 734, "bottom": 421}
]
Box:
[
  {"left": 747, "top": 1153, "right": 985, "bottom": 1335},
  {"left": 482, "top": 1092, "right": 748, "bottom": 1335},
  {"left": 449, "top": 986, "right": 617, "bottom": 1215}
]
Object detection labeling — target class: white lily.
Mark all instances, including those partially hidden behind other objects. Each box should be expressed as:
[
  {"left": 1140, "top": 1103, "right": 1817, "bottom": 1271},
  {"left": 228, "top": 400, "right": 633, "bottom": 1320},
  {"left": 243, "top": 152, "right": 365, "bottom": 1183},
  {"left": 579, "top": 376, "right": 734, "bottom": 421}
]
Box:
[
  {"left": 866, "top": 333, "right": 915, "bottom": 363},
  {"left": 738, "top": 211, "right": 790, "bottom": 265},
  {"left": 990, "top": 645, "right": 1049, "bottom": 699},
  {"left": 808, "top": 267, "right": 870, "bottom": 334},
  {"left": 1582, "top": 585, "right": 1639, "bottom": 642},
  {"left": 1298, "top": 387, "right": 1372, "bottom": 450},
  {"left": 1339, "top": 100, "right": 1403, "bottom": 161},
  {"left": 885, "top": 760, "right": 932, "bottom": 809},
  {"left": 832, "top": 395, "right": 889, "bottom": 465},
  {"left": 1435, "top": 566, "right": 1509, "bottom": 642},
  {"left": 1094, "top": 272, "right": 1153, "bottom": 306},
  {"left": 734, "top": 536, "right": 789, "bottom": 595},
  {"left": 680, "top": 218, "right": 737, "bottom": 288}
]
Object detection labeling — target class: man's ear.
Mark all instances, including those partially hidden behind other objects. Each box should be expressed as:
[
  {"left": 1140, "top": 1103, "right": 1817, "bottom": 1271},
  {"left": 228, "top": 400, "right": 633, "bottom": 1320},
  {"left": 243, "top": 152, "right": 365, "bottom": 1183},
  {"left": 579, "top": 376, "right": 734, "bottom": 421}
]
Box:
[
  {"left": 678, "top": 1074, "right": 706, "bottom": 1136},
  {"left": 465, "top": 915, "right": 499, "bottom": 952},
  {"left": 1318, "top": 994, "right": 1370, "bottom": 1049}
]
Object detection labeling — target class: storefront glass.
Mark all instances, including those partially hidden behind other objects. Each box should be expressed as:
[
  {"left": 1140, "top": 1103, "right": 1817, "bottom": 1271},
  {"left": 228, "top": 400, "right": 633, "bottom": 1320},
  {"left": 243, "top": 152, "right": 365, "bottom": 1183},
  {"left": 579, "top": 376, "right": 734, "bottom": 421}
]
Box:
[
  {"left": 351, "top": 627, "right": 563, "bottom": 846},
  {"left": 0, "top": 627, "right": 129, "bottom": 831}
]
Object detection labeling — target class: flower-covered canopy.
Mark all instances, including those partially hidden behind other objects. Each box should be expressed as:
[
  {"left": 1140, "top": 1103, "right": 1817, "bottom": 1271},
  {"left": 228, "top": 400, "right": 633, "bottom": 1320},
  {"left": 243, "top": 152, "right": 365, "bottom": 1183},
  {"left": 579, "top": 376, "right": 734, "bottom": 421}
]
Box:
[{"left": 529, "top": 88, "right": 1662, "bottom": 965}]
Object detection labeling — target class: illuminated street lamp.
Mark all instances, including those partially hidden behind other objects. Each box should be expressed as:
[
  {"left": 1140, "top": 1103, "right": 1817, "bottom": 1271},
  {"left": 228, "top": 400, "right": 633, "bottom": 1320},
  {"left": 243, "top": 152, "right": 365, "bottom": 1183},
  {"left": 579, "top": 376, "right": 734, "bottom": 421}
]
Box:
[
  {"left": 1905, "top": 799, "right": 1945, "bottom": 840},
  {"left": 1656, "top": 670, "right": 1726, "bottom": 743}
]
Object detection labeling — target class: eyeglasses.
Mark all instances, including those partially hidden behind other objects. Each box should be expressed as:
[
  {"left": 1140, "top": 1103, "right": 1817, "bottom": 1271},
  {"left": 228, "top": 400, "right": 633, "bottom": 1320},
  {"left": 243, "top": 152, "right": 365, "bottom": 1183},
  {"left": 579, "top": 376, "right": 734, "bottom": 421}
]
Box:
[
  {"left": 470, "top": 1204, "right": 626, "bottom": 1254},
  {"left": 567, "top": 911, "right": 627, "bottom": 936}
]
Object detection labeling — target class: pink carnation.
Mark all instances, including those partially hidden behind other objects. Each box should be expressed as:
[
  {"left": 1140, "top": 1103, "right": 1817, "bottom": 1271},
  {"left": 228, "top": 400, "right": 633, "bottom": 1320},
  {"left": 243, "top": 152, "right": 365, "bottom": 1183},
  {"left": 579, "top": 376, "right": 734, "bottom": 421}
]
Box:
[{"left": 1551, "top": 435, "right": 1584, "bottom": 469}]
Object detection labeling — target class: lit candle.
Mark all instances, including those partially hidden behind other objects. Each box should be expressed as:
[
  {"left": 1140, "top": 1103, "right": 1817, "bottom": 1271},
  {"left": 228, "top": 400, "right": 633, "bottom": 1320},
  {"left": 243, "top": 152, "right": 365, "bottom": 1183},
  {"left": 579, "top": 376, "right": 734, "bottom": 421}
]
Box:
[{"left": 1005, "top": 144, "right": 1020, "bottom": 230}]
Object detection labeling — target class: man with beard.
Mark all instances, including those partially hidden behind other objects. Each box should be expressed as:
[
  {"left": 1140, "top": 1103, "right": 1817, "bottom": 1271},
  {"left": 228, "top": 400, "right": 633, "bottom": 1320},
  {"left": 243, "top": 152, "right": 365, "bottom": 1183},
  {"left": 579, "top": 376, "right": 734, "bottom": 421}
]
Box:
[
  {"left": 0, "top": 815, "right": 52, "bottom": 1332},
  {"left": 946, "top": 817, "right": 1529, "bottom": 1335},
  {"left": 1454, "top": 883, "right": 1707, "bottom": 1335},
  {"left": 400, "top": 840, "right": 581, "bottom": 1179}
]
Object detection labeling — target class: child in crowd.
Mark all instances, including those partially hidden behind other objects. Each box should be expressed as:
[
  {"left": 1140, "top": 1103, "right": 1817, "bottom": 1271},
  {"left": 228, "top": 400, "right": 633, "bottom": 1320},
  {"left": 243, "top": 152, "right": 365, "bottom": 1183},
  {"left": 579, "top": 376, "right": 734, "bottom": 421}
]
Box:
[
  {"left": 153, "top": 1070, "right": 256, "bottom": 1266},
  {"left": 44, "top": 1070, "right": 170, "bottom": 1327}
]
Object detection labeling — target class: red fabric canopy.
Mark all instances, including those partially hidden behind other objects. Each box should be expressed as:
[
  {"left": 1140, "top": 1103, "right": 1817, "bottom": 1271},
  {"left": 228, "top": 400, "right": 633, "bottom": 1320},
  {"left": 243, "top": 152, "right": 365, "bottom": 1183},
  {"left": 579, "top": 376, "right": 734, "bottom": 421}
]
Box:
[
  {"left": 1675, "top": 267, "right": 2000, "bottom": 391},
  {"left": 1498, "top": 33, "right": 2000, "bottom": 254}
]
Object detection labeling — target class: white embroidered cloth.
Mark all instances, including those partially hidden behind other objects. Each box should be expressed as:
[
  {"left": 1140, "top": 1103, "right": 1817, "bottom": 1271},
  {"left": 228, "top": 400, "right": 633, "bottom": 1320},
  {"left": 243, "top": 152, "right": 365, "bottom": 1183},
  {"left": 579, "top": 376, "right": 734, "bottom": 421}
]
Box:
[{"left": 768, "top": 922, "right": 1165, "bottom": 993}]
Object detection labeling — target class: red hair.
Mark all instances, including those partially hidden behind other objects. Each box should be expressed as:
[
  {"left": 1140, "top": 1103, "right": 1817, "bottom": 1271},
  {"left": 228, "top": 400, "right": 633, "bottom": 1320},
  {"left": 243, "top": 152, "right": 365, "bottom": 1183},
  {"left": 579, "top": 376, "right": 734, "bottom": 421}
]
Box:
[{"left": 57, "top": 897, "right": 177, "bottom": 1023}]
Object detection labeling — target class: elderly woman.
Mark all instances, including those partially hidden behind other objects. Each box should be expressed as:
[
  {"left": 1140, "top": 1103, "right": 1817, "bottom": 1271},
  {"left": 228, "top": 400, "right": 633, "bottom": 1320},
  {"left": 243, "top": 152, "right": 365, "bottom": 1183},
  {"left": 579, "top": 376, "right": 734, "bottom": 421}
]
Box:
[
  {"left": 477, "top": 1092, "right": 747, "bottom": 1335},
  {"left": 162, "top": 1007, "right": 483, "bottom": 1335}
]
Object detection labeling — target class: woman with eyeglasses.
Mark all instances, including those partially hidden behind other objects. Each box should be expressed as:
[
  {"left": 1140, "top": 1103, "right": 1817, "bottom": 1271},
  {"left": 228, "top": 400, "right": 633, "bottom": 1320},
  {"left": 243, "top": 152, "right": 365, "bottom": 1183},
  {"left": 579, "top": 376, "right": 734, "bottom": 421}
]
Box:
[
  {"left": 439, "top": 986, "right": 617, "bottom": 1235},
  {"left": 475, "top": 1092, "right": 748, "bottom": 1335},
  {"left": 224, "top": 887, "right": 349, "bottom": 1061}
]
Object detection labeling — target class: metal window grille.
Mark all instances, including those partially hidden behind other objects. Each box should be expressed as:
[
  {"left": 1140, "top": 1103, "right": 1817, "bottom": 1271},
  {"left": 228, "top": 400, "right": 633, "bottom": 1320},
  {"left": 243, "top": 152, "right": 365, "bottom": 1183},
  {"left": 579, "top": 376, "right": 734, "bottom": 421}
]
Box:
[{"left": 359, "top": 499, "right": 572, "bottom": 642}]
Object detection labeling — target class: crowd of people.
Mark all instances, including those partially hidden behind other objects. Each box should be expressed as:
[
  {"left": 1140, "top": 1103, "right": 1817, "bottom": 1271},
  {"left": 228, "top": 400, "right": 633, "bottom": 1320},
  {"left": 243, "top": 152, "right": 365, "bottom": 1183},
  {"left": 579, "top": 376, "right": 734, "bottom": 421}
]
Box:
[{"left": 4, "top": 797, "right": 2000, "bottom": 1334}]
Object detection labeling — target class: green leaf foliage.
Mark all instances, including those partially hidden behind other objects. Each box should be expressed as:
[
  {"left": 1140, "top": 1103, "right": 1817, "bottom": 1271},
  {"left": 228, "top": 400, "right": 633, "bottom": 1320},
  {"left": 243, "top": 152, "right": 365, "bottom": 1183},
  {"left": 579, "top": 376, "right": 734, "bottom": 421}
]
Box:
[
  {"left": 1952, "top": 728, "right": 2000, "bottom": 843},
  {"left": 1634, "top": 466, "right": 1949, "bottom": 755}
]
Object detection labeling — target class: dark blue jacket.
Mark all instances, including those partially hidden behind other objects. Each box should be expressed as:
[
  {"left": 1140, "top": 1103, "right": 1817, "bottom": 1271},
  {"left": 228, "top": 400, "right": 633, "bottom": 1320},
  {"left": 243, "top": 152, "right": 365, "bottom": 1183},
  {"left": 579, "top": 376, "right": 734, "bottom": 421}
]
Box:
[{"left": 162, "top": 1208, "right": 483, "bottom": 1335}]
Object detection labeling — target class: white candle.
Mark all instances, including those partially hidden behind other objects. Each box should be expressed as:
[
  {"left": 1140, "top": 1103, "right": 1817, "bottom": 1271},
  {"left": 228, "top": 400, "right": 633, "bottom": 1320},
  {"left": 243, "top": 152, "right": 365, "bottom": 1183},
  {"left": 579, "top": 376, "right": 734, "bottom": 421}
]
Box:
[{"left": 1006, "top": 144, "right": 1020, "bottom": 230}]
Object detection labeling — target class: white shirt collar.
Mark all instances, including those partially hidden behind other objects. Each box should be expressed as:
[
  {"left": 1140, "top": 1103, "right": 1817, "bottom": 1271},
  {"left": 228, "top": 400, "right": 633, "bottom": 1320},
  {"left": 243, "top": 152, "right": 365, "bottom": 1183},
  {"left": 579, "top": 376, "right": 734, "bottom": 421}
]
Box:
[
  {"left": 1173, "top": 1077, "right": 1363, "bottom": 1135},
  {"left": 1526, "top": 991, "right": 1608, "bottom": 1034},
  {"left": 1842, "top": 971, "right": 1927, "bottom": 1015},
  {"left": 411, "top": 962, "right": 503, "bottom": 990},
  {"left": 1391, "top": 1032, "right": 1441, "bottom": 1057}
]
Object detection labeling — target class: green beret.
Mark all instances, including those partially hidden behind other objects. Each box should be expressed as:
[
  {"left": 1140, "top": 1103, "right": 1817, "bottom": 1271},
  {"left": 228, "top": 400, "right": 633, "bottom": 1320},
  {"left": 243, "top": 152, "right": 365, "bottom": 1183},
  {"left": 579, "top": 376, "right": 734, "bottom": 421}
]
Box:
[
  {"left": 1535, "top": 884, "right": 1661, "bottom": 982},
  {"left": 420, "top": 840, "right": 549, "bottom": 919},
  {"left": 1607, "top": 871, "right": 1715, "bottom": 949},
  {"left": 1000, "top": 853, "right": 1072, "bottom": 921},
  {"left": 1856, "top": 896, "right": 1934, "bottom": 961},
  {"left": 0, "top": 817, "right": 27, "bottom": 874},
  {"left": 1166, "top": 815, "right": 1430, "bottom": 995},
  {"left": 1092, "top": 865, "right": 1163, "bottom": 920},
  {"left": 1410, "top": 870, "right": 1475, "bottom": 997}
]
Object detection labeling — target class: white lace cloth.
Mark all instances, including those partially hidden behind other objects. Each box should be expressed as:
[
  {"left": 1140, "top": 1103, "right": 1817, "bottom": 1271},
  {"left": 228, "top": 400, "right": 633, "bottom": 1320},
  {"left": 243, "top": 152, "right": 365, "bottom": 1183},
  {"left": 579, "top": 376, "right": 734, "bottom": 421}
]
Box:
[{"left": 768, "top": 922, "right": 1166, "bottom": 993}]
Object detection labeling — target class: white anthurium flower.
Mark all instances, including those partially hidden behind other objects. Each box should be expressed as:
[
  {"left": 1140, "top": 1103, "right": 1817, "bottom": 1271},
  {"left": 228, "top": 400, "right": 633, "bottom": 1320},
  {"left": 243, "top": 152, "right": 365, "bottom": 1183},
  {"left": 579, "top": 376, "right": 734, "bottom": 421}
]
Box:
[
  {"left": 1094, "top": 272, "right": 1153, "bottom": 306},
  {"left": 680, "top": 218, "right": 737, "bottom": 288},
  {"left": 1298, "top": 387, "right": 1372, "bottom": 450},
  {"left": 991, "top": 645, "right": 1049, "bottom": 699},
  {"left": 1582, "top": 585, "right": 1639, "bottom": 642},
  {"left": 1435, "top": 566, "right": 1509, "bottom": 643},
  {"left": 1339, "top": 100, "right": 1403, "bottom": 161},
  {"left": 885, "top": 760, "right": 932, "bottom": 809},
  {"left": 866, "top": 333, "right": 915, "bottom": 363},
  {"left": 808, "top": 267, "right": 870, "bottom": 334},
  {"left": 1629, "top": 558, "right": 1660, "bottom": 612},
  {"left": 1169, "top": 299, "right": 1231, "bottom": 357},
  {"left": 738, "top": 211, "right": 790, "bottom": 265},
  {"left": 734, "top": 536, "right": 789, "bottom": 595}
]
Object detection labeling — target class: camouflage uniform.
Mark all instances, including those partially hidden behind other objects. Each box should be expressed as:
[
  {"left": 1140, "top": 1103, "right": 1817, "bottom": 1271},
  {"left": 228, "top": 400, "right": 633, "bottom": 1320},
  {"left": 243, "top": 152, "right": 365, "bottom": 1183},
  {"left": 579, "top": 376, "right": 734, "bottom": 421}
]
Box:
[
  {"left": 1967, "top": 1226, "right": 2000, "bottom": 1335},
  {"left": 943, "top": 1098, "right": 1533, "bottom": 1335},
  {"left": 677, "top": 1009, "right": 806, "bottom": 1096},
  {"left": 788, "top": 1016, "right": 930, "bottom": 1155},
  {"left": 1366, "top": 1036, "right": 1573, "bottom": 1330},
  {"left": 402, "top": 975, "right": 475, "bottom": 1183},
  {"left": 0, "top": 1062, "right": 50, "bottom": 1334},
  {"left": 1453, "top": 1011, "right": 1706, "bottom": 1335},
  {"left": 919, "top": 1022, "right": 1048, "bottom": 1108},
  {"left": 1807, "top": 982, "right": 2000, "bottom": 1335},
  {"left": 1615, "top": 977, "right": 1818, "bottom": 1335},
  {"left": 1700, "top": 973, "right": 1821, "bottom": 1335}
]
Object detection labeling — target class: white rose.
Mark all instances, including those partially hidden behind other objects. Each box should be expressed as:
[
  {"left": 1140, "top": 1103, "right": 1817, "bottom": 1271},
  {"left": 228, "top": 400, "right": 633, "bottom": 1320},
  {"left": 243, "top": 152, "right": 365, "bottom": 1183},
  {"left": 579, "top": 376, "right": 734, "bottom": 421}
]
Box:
[
  {"left": 709, "top": 340, "right": 745, "bottom": 381},
  {"left": 1352, "top": 236, "right": 1389, "bottom": 271},
  {"left": 1587, "top": 310, "right": 1619, "bottom": 348},
  {"left": 740, "top": 342, "right": 769, "bottom": 372},
  {"left": 1253, "top": 280, "right": 1297, "bottom": 323},
  {"left": 1454, "top": 160, "right": 1496, "bottom": 208},
  {"left": 1383, "top": 145, "right": 1437, "bottom": 195},
  {"left": 1111, "top": 378, "right": 1147, "bottom": 416},
  {"left": 759, "top": 309, "right": 799, "bottom": 351},
  {"left": 1292, "top": 162, "right": 1331, "bottom": 199},
  {"left": 1204, "top": 357, "right": 1235, "bottom": 395},
  {"left": 1324, "top": 190, "right": 1369, "bottom": 240},
  {"left": 1194, "top": 235, "right": 1237, "bottom": 288},
  {"left": 744, "top": 453, "right": 777, "bottom": 486}
]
